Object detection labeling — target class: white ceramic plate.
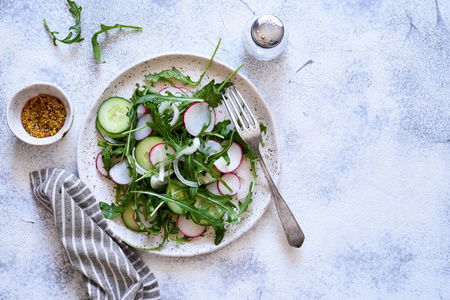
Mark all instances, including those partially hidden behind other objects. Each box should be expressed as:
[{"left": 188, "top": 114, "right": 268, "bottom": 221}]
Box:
[{"left": 77, "top": 53, "right": 280, "bottom": 256}]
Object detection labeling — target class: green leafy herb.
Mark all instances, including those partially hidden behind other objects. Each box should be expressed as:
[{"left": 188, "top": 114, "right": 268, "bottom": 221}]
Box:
[
  {"left": 145, "top": 38, "right": 222, "bottom": 86},
  {"left": 238, "top": 160, "right": 257, "bottom": 215},
  {"left": 44, "top": 0, "right": 84, "bottom": 46},
  {"left": 192, "top": 80, "right": 232, "bottom": 108},
  {"left": 99, "top": 202, "right": 125, "bottom": 218},
  {"left": 92, "top": 24, "right": 143, "bottom": 63},
  {"left": 259, "top": 123, "right": 267, "bottom": 146}
]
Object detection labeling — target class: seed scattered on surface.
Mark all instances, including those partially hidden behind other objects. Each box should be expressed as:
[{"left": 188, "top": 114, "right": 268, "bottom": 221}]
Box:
[{"left": 21, "top": 93, "right": 67, "bottom": 138}]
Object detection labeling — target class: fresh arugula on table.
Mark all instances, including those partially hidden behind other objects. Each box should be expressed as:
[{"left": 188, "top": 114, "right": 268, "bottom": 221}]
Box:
[
  {"left": 92, "top": 24, "right": 143, "bottom": 63},
  {"left": 43, "top": 1, "right": 143, "bottom": 63},
  {"left": 43, "top": 0, "right": 84, "bottom": 46}
]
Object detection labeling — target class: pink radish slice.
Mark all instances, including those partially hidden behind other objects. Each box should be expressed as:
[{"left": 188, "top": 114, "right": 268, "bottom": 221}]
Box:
[
  {"left": 134, "top": 114, "right": 153, "bottom": 141},
  {"left": 206, "top": 182, "right": 221, "bottom": 195},
  {"left": 234, "top": 158, "right": 253, "bottom": 200},
  {"left": 96, "top": 151, "right": 108, "bottom": 176},
  {"left": 213, "top": 142, "right": 243, "bottom": 173},
  {"left": 183, "top": 102, "right": 216, "bottom": 136},
  {"left": 109, "top": 160, "right": 132, "bottom": 185},
  {"left": 134, "top": 207, "right": 156, "bottom": 228},
  {"left": 177, "top": 215, "right": 206, "bottom": 238},
  {"left": 199, "top": 140, "right": 223, "bottom": 157},
  {"left": 149, "top": 143, "right": 176, "bottom": 167},
  {"left": 217, "top": 173, "right": 241, "bottom": 196},
  {"left": 136, "top": 104, "right": 147, "bottom": 119}
]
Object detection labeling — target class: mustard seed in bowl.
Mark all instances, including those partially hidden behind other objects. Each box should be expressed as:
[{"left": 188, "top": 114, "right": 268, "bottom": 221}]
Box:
[{"left": 21, "top": 93, "right": 67, "bottom": 138}]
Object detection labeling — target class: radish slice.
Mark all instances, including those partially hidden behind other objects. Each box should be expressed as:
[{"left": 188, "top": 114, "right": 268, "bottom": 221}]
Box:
[
  {"left": 173, "top": 138, "right": 200, "bottom": 187},
  {"left": 96, "top": 151, "right": 108, "bottom": 176},
  {"left": 177, "top": 215, "right": 206, "bottom": 238},
  {"left": 134, "top": 207, "right": 156, "bottom": 228},
  {"left": 234, "top": 158, "right": 253, "bottom": 200},
  {"left": 149, "top": 143, "right": 175, "bottom": 167},
  {"left": 109, "top": 160, "right": 132, "bottom": 185},
  {"left": 214, "top": 142, "right": 243, "bottom": 173},
  {"left": 134, "top": 114, "right": 153, "bottom": 141},
  {"left": 199, "top": 140, "right": 223, "bottom": 157},
  {"left": 136, "top": 104, "right": 147, "bottom": 119},
  {"left": 206, "top": 182, "right": 221, "bottom": 195},
  {"left": 217, "top": 173, "right": 241, "bottom": 196},
  {"left": 183, "top": 102, "right": 215, "bottom": 136}
]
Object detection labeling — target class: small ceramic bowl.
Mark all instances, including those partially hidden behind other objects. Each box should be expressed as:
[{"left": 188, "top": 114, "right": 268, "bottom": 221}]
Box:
[{"left": 6, "top": 82, "right": 74, "bottom": 146}]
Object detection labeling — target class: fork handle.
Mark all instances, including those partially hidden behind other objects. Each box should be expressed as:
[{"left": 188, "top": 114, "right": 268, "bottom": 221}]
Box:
[{"left": 256, "top": 151, "right": 305, "bottom": 248}]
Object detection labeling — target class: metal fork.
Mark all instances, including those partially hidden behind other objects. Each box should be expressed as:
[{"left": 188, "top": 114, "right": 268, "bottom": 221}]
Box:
[{"left": 223, "top": 86, "right": 305, "bottom": 248}]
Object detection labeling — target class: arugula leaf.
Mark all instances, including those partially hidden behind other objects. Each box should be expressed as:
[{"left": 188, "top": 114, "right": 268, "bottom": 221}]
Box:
[
  {"left": 145, "top": 102, "right": 184, "bottom": 151},
  {"left": 145, "top": 38, "right": 222, "bottom": 86},
  {"left": 192, "top": 80, "right": 233, "bottom": 108},
  {"left": 213, "top": 225, "right": 226, "bottom": 245},
  {"left": 44, "top": 0, "right": 84, "bottom": 46},
  {"left": 145, "top": 67, "right": 199, "bottom": 86},
  {"left": 99, "top": 202, "right": 125, "bottom": 218},
  {"left": 259, "top": 123, "right": 267, "bottom": 146},
  {"left": 238, "top": 160, "right": 257, "bottom": 215},
  {"left": 92, "top": 24, "right": 143, "bottom": 63},
  {"left": 98, "top": 141, "right": 124, "bottom": 172},
  {"left": 134, "top": 191, "right": 225, "bottom": 228},
  {"left": 196, "top": 191, "right": 238, "bottom": 224},
  {"left": 135, "top": 91, "right": 203, "bottom": 107}
]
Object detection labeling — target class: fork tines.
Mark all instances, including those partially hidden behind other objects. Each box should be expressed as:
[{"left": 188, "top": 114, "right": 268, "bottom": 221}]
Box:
[{"left": 223, "top": 86, "right": 258, "bottom": 131}]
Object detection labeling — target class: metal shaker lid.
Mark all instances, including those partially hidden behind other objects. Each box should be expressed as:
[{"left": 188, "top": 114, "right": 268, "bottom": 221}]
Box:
[{"left": 251, "top": 15, "right": 285, "bottom": 48}]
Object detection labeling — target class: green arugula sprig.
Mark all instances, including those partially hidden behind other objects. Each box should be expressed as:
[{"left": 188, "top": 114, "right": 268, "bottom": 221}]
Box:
[
  {"left": 145, "top": 38, "right": 222, "bottom": 86},
  {"left": 44, "top": 0, "right": 84, "bottom": 46},
  {"left": 92, "top": 24, "right": 143, "bottom": 63}
]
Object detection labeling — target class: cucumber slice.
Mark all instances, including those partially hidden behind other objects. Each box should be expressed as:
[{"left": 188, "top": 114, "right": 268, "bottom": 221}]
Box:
[
  {"left": 191, "top": 197, "right": 224, "bottom": 226},
  {"left": 97, "top": 97, "right": 132, "bottom": 134},
  {"left": 167, "top": 202, "right": 184, "bottom": 215},
  {"left": 135, "top": 136, "right": 164, "bottom": 170},
  {"left": 197, "top": 166, "right": 222, "bottom": 185},
  {"left": 122, "top": 204, "right": 143, "bottom": 232},
  {"left": 166, "top": 180, "right": 188, "bottom": 215},
  {"left": 96, "top": 119, "right": 128, "bottom": 139}
]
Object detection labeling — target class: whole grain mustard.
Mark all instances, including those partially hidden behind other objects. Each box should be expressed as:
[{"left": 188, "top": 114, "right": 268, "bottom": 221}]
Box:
[{"left": 21, "top": 94, "right": 67, "bottom": 138}]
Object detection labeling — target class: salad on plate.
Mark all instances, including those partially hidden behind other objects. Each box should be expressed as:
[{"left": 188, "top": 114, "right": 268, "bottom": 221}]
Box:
[{"left": 95, "top": 41, "right": 264, "bottom": 250}]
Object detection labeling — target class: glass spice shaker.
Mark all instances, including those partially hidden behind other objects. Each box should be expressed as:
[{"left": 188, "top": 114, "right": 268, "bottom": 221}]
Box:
[{"left": 242, "top": 15, "right": 288, "bottom": 61}]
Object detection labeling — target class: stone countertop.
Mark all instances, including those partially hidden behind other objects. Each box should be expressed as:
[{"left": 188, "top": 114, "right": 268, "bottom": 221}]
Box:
[{"left": 1, "top": 0, "right": 450, "bottom": 299}]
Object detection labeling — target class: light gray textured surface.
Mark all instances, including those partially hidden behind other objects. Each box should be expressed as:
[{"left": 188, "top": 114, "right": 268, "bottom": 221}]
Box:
[{"left": 1, "top": 0, "right": 450, "bottom": 299}]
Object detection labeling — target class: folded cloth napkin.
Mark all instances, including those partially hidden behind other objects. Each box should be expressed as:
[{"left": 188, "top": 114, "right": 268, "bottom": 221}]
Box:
[{"left": 29, "top": 168, "right": 160, "bottom": 300}]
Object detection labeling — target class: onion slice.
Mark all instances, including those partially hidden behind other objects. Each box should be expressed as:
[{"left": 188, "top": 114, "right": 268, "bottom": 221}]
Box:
[
  {"left": 158, "top": 102, "right": 180, "bottom": 127},
  {"left": 129, "top": 148, "right": 147, "bottom": 175},
  {"left": 173, "top": 138, "right": 201, "bottom": 187}
]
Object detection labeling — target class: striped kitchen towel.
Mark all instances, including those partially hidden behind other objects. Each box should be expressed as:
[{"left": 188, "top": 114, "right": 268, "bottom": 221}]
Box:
[{"left": 29, "top": 168, "right": 160, "bottom": 300}]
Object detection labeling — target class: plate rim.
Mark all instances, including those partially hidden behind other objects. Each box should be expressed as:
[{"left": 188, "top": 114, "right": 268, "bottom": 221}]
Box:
[{"left": 76, "top": 52, "right": 281, "bottom": 256}]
